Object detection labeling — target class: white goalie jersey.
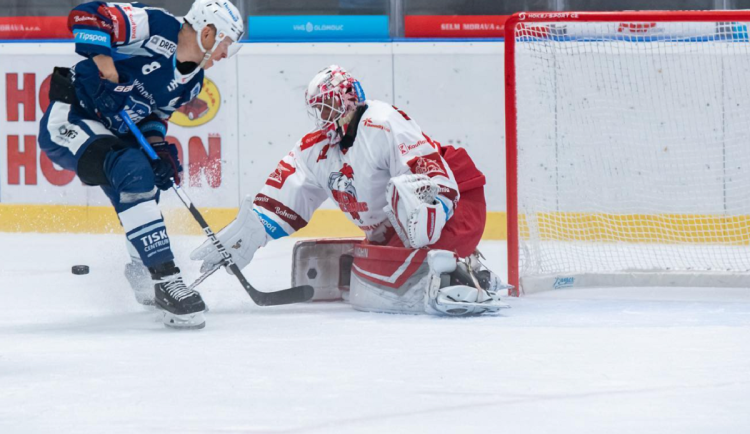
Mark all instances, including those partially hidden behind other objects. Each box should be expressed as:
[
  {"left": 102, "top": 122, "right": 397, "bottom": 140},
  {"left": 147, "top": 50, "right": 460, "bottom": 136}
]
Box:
[{"left": 251, "top": 100, "right": 461, "bottom": 243}]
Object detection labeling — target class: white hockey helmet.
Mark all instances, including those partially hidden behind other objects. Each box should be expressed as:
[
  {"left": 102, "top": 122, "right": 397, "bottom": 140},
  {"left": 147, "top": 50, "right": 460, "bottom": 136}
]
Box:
[
  {"left": 305, "top": 65, "right": 366, "bottom": 130},
  {"left": 184, "top": 0, "right": 244, "bottom": 68}
]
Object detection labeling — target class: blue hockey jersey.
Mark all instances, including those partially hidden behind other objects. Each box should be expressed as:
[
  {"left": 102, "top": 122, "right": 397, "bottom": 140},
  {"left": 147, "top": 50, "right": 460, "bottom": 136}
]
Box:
[{"left": 68, "top": 2, "right": 204, "bottom": 139}]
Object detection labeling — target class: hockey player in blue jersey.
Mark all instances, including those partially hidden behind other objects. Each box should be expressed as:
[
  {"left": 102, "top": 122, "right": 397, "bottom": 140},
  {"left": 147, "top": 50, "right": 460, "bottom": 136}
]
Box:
[{"left": 38, "top": 0, "right": 243, "bottom": 329}]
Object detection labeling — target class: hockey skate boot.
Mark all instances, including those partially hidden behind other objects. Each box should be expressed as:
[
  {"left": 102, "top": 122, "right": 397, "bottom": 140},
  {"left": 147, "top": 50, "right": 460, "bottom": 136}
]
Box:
[
  {"left": 124, "top": 259, "right": 155, "bottom": 306},
  {"left": 150, "top": 261, "right": 206, "bottom": 330},
  {"left": 464, "top": 250, "right": 514, "bottom": 296},
  {"left": 435, "top": 253, "right": 512, "bottom": 315},
  {"left": 424, "top": 250, "right": 511, "bottom": 316}
]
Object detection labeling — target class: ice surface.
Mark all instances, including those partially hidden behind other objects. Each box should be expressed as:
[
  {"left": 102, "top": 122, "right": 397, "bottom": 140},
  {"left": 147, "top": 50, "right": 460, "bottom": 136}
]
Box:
[{"left": 1, "top": 233, "right": 749, "bottom": 433}]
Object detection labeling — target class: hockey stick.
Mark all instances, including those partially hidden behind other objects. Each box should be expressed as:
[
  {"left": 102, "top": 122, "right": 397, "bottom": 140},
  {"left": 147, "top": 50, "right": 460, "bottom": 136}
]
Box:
[
  {"left": 119, "top": 110, "right": 314, "bottom": 306},
  {"left": 186, "top": 263, "right": 221, "bottom": 292}
]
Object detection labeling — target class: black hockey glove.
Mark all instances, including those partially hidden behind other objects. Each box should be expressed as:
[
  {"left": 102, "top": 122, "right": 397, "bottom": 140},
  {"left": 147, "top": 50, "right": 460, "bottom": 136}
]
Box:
[
  {"left": 93, "top": 73, "right": 136, "bottom": 118},
  {"left": 150, "top": 141, "right": 182, "bottom": 190}
]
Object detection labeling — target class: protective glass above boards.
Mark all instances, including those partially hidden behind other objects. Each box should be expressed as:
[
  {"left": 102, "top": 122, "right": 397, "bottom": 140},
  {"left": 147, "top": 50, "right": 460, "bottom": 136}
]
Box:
[
  {"left": 404, "top": 0, "right": 553, "bottom": 16},
  {"left": 0, "top": 0, "right": 738, "bottom": 21},
  {"left": 565, "top": 0, "right": 717, "bottom": 11},
  {"left": 1, "top": 0, "right": 196, "bottom": 17}
]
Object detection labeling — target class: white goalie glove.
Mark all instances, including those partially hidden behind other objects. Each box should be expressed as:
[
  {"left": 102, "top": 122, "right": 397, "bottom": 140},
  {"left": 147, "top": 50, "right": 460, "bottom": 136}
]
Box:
[
  {"left": 384, "top": 174, "right": 448, "bottom": 249},
  {"left": 190, "top": 196, "right": 269, "bottom": 274}
]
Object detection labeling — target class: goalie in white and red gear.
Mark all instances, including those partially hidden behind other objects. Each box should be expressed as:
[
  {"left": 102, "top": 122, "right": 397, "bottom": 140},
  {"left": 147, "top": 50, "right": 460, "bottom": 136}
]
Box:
[{"left": 191, "top": 65, "right": 509, "bottom": 315}]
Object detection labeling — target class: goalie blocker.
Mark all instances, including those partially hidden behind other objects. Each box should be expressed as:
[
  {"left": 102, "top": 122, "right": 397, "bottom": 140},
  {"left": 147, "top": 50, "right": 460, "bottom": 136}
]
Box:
[{"left": 292, "top": 239, "right": 510, "bottom": 316}]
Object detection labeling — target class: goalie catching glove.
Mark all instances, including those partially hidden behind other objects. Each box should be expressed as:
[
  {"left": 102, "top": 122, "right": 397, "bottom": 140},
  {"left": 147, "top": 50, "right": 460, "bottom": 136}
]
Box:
[
  {"left": 384, "top": 174, "right": 449, "bottom": 249},
  {"left": 190, "top": 196, "right": 269, "bottom": 274}
]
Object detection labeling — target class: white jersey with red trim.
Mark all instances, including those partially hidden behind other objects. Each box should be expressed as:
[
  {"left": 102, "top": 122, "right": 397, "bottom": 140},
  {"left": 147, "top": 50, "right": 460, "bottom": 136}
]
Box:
[{"left": 251, "top": 100, "right": 461, "bottom": 243}]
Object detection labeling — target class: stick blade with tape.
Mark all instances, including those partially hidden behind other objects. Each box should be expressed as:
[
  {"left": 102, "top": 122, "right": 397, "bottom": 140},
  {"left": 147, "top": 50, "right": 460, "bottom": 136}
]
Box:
[
  {"left": 228, "top": 263, "right": 314, "bottom": 306},
  {"left": 252, "top": 284, "right": 315, "bottom": 306}
]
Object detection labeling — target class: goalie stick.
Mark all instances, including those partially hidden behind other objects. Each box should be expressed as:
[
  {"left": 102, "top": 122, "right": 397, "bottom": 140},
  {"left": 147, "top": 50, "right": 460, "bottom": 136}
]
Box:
[{"left": 120, "top": 110, "right": 314, "bottom": 306}]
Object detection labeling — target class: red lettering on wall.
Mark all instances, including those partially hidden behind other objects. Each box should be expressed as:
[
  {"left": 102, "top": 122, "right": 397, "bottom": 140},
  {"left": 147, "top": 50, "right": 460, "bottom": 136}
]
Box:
[
  {"left": 39, "top": 74, "right": 52, "bottom": 114},
  {"left": 188, "top": 134, "right": 221, "bottom": 188},
  {"left": 7, "top": 135, "right": 37, "bottom": 185},
  {"left": 6, "top": 73, "right": 36, "bottom": 122},
  {"left": 40, "top": 152, "right": 75, "bottom": 186}
]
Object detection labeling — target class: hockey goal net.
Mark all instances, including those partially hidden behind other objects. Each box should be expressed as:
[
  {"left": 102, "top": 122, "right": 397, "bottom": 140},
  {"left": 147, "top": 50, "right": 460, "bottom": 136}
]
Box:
[{"left": 505, "top": 11, "right": 750, "bottom": 295}]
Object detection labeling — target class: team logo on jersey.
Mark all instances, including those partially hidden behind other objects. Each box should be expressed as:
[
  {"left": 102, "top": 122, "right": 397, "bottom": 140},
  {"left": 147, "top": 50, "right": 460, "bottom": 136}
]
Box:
[
  {"left": 266, "top": 160, "right": 296, "bottom": 189},
  {"left": 407, "top": 153, "right": 448, "bottom": 178},
  {"left": 170, "top": 78, "right": 220, "bottom": 127},
  {"left": 328, "top": 163, "right": 369, "bottom": 222}
]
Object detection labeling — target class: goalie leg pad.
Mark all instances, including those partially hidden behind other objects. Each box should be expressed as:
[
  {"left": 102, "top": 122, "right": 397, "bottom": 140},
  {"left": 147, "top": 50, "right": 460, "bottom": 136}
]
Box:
[
  {"left": 291, "top": 238, "right": 364, "bottom": 301},
  {"left": 349, "top": 244, "right": 432, "bottom": 314},
  {"left": 348, "top": 245, "right": 509, "bottom": 315}
]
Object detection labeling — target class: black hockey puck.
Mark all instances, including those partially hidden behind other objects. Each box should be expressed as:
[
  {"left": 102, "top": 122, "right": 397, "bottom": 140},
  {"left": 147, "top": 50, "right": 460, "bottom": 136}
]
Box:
[{"left": 72, "top": 265, "right": 90, "bottom": 275}]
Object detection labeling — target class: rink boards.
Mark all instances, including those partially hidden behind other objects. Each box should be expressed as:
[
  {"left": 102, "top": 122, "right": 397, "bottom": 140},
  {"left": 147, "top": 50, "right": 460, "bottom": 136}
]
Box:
[
  {"left": 1, "top": 41, "right": 747, "bottom": 243},
  {"left": 0, "top": 41, "right": 507, "bottom": 237}
]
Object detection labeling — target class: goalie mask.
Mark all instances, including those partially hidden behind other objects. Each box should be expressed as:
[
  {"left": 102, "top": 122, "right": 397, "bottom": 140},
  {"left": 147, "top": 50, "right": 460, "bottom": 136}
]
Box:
[
  {"left": 305, "top": 65, "right": 367, "bottom": 131},
  {"left": 185, "top": 0, "right": 244, "bottom": 69}
]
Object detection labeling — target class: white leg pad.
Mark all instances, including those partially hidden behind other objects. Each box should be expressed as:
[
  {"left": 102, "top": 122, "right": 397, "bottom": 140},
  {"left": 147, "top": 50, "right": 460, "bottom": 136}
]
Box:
[{"left": 349, "top": 245, "right": 509, "bottom": 316}]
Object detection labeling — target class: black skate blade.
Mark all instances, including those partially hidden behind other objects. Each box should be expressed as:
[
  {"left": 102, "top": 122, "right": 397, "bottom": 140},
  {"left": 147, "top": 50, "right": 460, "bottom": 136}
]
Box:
[
  {"left": 251, "top": 285, "right": 315, "bottom": 306},
  {"left": 162, "top": 311, "right": 206, "bottom": 330}
]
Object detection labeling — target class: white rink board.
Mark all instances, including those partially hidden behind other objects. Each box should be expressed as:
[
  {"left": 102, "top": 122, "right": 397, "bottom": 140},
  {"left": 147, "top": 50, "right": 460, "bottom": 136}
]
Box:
[
  {"left": 2, "top": 40, "right": 747, "bottom": 215},
  {"left": 0, "top": 41, "right": 508, "bottom": 211}
]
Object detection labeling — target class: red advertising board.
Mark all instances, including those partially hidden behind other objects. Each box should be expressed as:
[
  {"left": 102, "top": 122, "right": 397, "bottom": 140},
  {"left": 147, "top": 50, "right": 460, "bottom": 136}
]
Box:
[
  {"left": 405, "top": 15, "right": 509, "bottom": 38},
  {"left": 0, "top": 17, "right": 71, "bottom": 39}
]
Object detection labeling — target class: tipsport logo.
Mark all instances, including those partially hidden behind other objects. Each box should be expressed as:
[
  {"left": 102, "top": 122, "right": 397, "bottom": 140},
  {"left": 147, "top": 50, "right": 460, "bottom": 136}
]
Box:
[{"left": 73, "top": 30, "right": 110, "bottom": 46}]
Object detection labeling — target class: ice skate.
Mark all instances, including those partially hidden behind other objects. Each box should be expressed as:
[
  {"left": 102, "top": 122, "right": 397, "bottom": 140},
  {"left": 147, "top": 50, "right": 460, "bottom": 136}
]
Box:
[
  {"left": 432, "top": 253, "right": 511, "bottom": 315},
  {"left": 150, "top": 262, "right": 206, "bottom": 330}
]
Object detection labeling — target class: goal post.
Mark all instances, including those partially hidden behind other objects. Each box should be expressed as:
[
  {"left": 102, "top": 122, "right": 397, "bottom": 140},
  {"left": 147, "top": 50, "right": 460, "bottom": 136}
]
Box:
[{"left": 505, "top": 11, "right": 750, "bottom": 296}]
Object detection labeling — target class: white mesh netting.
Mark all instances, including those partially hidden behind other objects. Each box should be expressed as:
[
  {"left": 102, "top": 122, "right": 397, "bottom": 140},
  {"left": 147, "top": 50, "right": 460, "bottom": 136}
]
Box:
[{"left": 512, "top": 20, "right": 750, "bottom": 287}]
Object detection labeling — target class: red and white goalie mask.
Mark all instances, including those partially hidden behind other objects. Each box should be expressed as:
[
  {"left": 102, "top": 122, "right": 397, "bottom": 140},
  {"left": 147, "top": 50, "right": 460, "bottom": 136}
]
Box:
[{"left": 305, "top": 65, "right": 367, "bottom": 132}]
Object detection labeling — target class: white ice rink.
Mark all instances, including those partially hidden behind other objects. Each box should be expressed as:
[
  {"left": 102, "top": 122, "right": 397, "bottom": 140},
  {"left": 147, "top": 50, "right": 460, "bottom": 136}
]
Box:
[{"left": 2, "top": 233, "right": 749, "bottom": 433}]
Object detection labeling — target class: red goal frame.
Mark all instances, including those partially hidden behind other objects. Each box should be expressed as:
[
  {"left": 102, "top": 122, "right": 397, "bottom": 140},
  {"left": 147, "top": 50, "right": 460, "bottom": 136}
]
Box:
[{"left": 504, "top": 10, "right": 750, "bottom": 296}]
